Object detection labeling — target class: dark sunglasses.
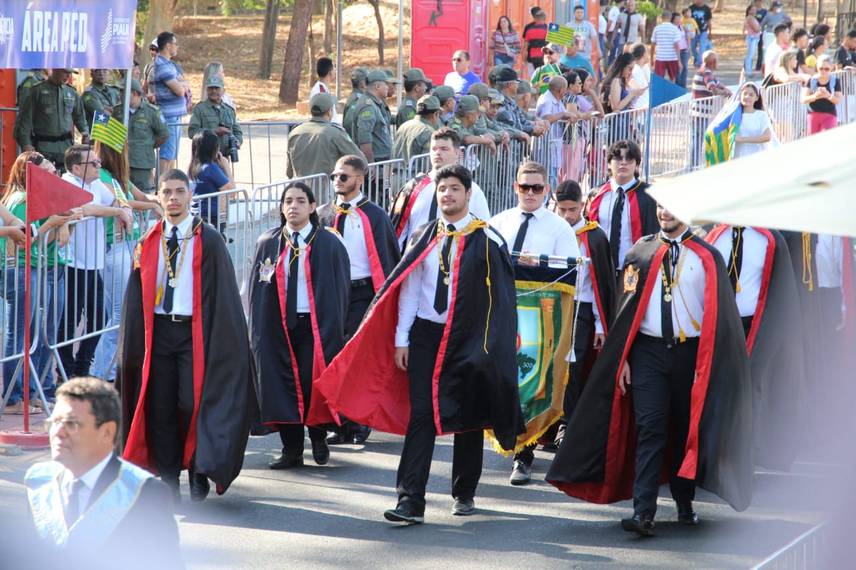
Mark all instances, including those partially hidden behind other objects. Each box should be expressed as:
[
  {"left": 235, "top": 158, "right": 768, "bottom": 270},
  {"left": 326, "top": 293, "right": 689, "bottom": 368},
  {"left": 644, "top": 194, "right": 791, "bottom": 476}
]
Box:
[
  {"left": 518, "top": 183, "right": 546, "bottom": 194},
  {"left": 543, "top": 50, "right": 554, "bottom": 55},
  {"left": 452, "top": 57, "right": 464, "bottom": 62},
  {"left": 330, "top": 173, "right": 351, "bottom": 182}
]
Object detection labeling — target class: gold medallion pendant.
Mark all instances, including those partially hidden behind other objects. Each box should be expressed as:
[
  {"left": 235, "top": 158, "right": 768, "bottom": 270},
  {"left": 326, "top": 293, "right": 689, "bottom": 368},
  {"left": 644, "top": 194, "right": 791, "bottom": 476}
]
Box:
[
  {"left": 663, "top": 292, "right": 673, "bottom": 303},
  {"left": 168, "top": 278, "right": 178, "bottom": 288}
]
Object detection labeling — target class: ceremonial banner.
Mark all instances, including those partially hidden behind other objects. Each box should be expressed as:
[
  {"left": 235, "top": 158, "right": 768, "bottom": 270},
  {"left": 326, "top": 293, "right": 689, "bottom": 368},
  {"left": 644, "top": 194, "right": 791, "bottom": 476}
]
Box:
[
  {"left": 0, "top": 0, "right": 137, "bottom": 69},
  {"left": 487, "top": 265, "right": 576, "bottom": 455}
]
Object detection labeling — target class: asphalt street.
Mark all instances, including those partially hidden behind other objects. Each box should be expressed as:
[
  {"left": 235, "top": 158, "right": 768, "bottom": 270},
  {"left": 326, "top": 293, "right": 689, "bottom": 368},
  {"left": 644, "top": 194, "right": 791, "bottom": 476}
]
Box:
[{"left": 0, "top": 430, "right": 826, "bottom": 569}]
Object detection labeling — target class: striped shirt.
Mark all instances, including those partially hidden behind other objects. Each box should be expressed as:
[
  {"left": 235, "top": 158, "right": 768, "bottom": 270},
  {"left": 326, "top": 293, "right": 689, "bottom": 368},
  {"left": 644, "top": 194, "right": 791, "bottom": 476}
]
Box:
[
  {"left": 691, "top": 67, "right": 721, "bottom": 99},
  {"left": 651, "top": 23, "right": 682, "bottom": 62}
]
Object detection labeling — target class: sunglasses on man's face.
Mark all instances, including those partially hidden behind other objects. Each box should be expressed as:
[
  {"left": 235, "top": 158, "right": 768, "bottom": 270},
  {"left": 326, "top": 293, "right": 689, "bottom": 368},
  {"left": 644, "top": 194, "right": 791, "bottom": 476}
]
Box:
[
  {"left": 330, "top": 173, "right": 352, "bottom": 182},
  {"left": 452, "top": 58, "right": 464, "bottom": 62},
  {"left": 518, "top": 183, "right": 546, "bottom": 195},
  {"left": 543, "top": 50, "right": 554, "bottom": 55}
]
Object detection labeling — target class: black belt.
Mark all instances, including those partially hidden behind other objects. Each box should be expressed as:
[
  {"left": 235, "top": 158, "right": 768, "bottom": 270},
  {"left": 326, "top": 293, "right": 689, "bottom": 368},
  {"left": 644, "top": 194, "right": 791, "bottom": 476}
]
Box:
[
  {"left": 32, "top": 132, "right": 72, "bottom": 143},
  {"left": 351, "top": 277, "right": 373, "bottom": 288},
  {"left": 638, "top": 333, "right": 699, "bottom": 347},
  {"left": 155, "top": 313, "right": 192, "bottom": 323}
]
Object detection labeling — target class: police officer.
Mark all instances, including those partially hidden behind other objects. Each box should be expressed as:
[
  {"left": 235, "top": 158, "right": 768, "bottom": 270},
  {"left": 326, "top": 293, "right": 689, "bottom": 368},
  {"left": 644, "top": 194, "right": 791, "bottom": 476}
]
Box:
[
  {"left": 15, "top": 68, "right": 89, "bottom": 169},
  {"left": 493, "top": 67, "right": 547, "bottom": 141},
  {"left": 286, "top": 92, "right": 365, "bottom": 179},
  {"left": 392, "top": 95, "right": 440, "bottom": 162},
  {"left": 188, "top": 75, "right": 243, "bottom": 160},
  {"left": 82, "top": 69, "right": 121, "bottom": 122},
  {"left": 432, "top": 85, "right": 456, "bottom": 126},
  {"left": 343, "top": 67, "right": 368, "bottom": 139},
  {"left": 114, "top": 79, "right": 170, "bottom": 193},
  {"left": 448, "top": 95, "right": 496, "bottom": 152},
  {"left": 16, "top": 69, "right": 47, "bottom": 108},
  {"left": 353, "top": 70, "right": 394, "bottom": 164},
  {"left": 394, "top": 68, "right": 430, "bottom": 128}
]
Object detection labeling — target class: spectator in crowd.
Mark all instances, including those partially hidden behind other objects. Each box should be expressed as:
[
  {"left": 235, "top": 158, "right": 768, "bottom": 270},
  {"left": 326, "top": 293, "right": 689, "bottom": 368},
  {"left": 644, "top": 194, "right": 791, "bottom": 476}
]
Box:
[
  {"left": 310, "top": 57, "right": 337, "bottom": 122},
  {"left": 672, "top": 12, "right": 691, "bottom": 87},
  {"left": 765, "top": 50, "right": 809, "bottom": 86},
  {"left": 805, "top": 36, "right": 827, "bottom": 72},
  {"left": 598, "top": 6, "right": 608, "bottom": 71},
  {"left": 188, "top": 74, "right": 243, "bottom": 161},
  {"left": 560, "top": 71, "right": 597, "bottom": 181},
  {"left": 615, "top": 0, "right": 646, "bottom": 57},
  {"left": 59, "top": 145, "right": 133, "bottom": 379},
  {"left": 629, "top": 43, "right": 651, "bottom": 110},
  {"left": 744, "top": 5, "right": 762, "bottom": 76},
  {"left": 733, "top": 83, "right": 773, "bottom": 158},
  {"left": 288, "top": 93, "right": 364, "bottom": 179},
  {"left": 681, "top": 7, "right": 699, "bottom": 69},
  {"left": 142, "top": 38, "right": 158, "bottom": 103},
  {"left": 792, "top": 27, "right": 810, "bottom": 73},
  {"left": 531, "top": 43, "right": 565, "bottom": 95},
  {"left": 153, "top": 31, "right": 191, "bottom": 174},
  {"left": 342, "top": 67, "right": 368, "bottom": 137},
  {"left": 690, "top": 50, "right": 731, "bottom": 168},
  {"left": 82, "top": 69, "right": 121, "bottom": 122},
  {"left": 835, "top": 29, "right": 856, "bottom": 69},
  {"left": 495, "top": 66, "right": 547, "bottom": 139},
  {"left": 523, "top": 7, "right": 549, "bottom": 76},
  {"left": 692, "top": 50, "right": 732, "bottom": 99},
  {"left": 651, "top": 10, "right": 683, "bottom": 82},
  {"left": 490, "top": 16, "right": 521, "bottom": 66},
  {"left": 14, "top": 68, "right": 89, "bottom": 170},
  {"left": 188, "top": 130, "right": 235, "bottom": 231},
  {"left": 760, "top": 0, "right": 791, "bottom": 37},
  {"left": 516, "top": 81, "right": 536, "bottom": 116},
  {"left": 688, "top": 0, "right": 714, "bottom": 67},
  {"left": 753, "top": 0, "right": 767, "bottom": 71},
  {"left": 448, "top": 95, "right": 497, "bottom": 153},
  {"left": 2, "top": 152, "right": 77, "bottom": 413},
  {"left": 393, "top": 95, "right": 441, "bottom": 162},
  {"left": 535, "top": 76, "right": 573, "bottom": 187},
  {"left": 560, "top": 39, "right": 596, "bottom": 79},
  {"left": 353, "top": 70, "right": 395, "bottom": 163},
  {"left": 602, "top": 52, "right": 645, "bottom": 113},
  {"left": 16, "top": 69, "right": 47, "bottom": 108},
  {"left": 606, "top": 0, "right": 627, "bottom": 66},
  {"left": 395, "top": 68, "right": 430, "bottom": 128},
  {"left": 574, "top": 67, "right": 606, "bottom": 115},
  {"left": 568, "top": 4, "right": 601, "bottom": 76},
  {"left": 433, "top": 85, "right": 457, "bottom": 126},
  {"left": 811, "top": 22, "right": 832, "bottom": 42},
  {"left": 115, "top": 79, "right": 169, "bottom": 193},
  {"left": 763, "top": 23, "right": 790, "bottom": 74},
  {"left": 802, "top": 54, "right": 842, "bottom": 134},
  {"left": 444, "top": 50, "right": 482, "bottom": 97}
]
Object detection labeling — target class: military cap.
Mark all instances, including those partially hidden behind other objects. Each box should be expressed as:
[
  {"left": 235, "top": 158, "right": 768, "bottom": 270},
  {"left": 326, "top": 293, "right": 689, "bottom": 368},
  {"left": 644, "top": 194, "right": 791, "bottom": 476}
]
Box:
[
  {"left": 130, "top": 79, "right": 144, "bottom": 94},
  {"left": 205, "top": 75, "right": 225, "bottom": 88},
  {"left": 433, "top": 85, "right": 456, "bottom": 104},
  {"left": 517, "top": 81, "right": 533, "bottom": 95},
  {"left": 457, "top": 95, "right": 480, "bottom": 113},
  {"left": 59, "top": 68, "right": 79, "bottom": 74},
  {"left": 488, "top": 89, "right": 504, "bottom": 104},
  {"left": 468, "top": 83, "right": 490, "bottom": 99},
  {"left": 492, "top": 65, "right": 518, "bottom": 83},
  {"left": 350, "top": 67, "right": 368, "bottom": 82},
  {"left": 416, "top": 95, "right": 440, "bottom": 112},
  {"left": 310, "top": 92, "right": 336, "bottom": 115},
  {"left": 488, "top": 64, "right": 511, "bottom": 84},
  {"left": 404, "top": 68, "right": 428, "bottom": 83},
  {"left": 382, "top": 69, "right": 401, "bottom": 84}
]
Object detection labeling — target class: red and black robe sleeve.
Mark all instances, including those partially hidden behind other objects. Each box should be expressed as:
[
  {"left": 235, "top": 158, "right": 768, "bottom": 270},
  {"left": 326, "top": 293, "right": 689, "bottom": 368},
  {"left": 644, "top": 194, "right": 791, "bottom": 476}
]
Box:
[
  {"left": 546, "top": 234, "right": 754, "bottom": 512},
  {"left": 585, "top": 181, "right": 659, "bottom": 245},
  {"left": 579, "top": 224, "right": 618, "bottom": 333},
  {"left": 118, "top": 219, "right": 258, "bottom": 495}
]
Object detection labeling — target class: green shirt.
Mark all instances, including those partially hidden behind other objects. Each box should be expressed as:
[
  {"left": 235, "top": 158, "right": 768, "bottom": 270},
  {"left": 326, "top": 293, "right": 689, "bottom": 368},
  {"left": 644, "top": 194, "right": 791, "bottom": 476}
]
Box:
[
  {"left": 392, "top": 117, "right": 435, "bottom": 162},
  {"left": 394, "top": 96, "right": 418, "bottom": 129},
  {"left": 82, "top": 83, "right": 121, "bottom": 124},
  {"left": 14, "top": 80, "right": 89, "bottom": 157},
  {"left": 530, "top": 63, "right": 563, "bottom": 95},
  {"left": 4, "top": 191, "right": 65, "bottom": 268},
  {"left": 115, "top": 100, "right": 170, "bottom": 170},
  {"left": 285, "top": 118, "right": 364, "bottom": 178},
  {"left": 353, "top": 93, "right": 393, "bottom": 160},
  {"left": 187, "top": 99, "right": 244, "bottom": 154},
  {"left": 100, "top": 169, "right": 142, "bottom": 245}
]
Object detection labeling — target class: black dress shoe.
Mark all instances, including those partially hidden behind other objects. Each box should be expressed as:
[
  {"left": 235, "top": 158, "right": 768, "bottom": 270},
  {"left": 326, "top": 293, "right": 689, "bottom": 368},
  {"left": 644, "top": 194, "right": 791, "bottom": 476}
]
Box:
[
  {"left": 677, "top": 503, "right": 700, "bottom": 525},
  {"left": 383, "top": 503, "right": 424, "bottom": 524},
  {"left": 311, "top": 439, "right": 330, "bottom": 465},
  {"left": 189, "top": 471, "right": 210, "bottom": 502},
  {"left": 268, "top": 454, "right": 304, "bottom": 469},
  {"left": 326, "top": 432, "right": 347, "bottom": 445},
  {"left": 621, "top": 514, "right": 655, "bottom": 536},
  {"left": 352, "top": 425, "right": 372, "bottom": 444},
  {"left": 451, "top": 498, "right": 475, "bottom": 516}
]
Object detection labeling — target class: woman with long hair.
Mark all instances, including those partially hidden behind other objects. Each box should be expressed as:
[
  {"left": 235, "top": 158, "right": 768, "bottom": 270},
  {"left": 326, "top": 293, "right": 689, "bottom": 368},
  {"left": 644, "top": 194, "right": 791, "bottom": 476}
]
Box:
[
  {"left": 188, "top": 129, "right": 234, "bottom": 232},
  {"left": 733, "top": 83, "right": 773, "bottom": 158},
  {"left": 804, "top": 36, "right": 827, "bottom": 72},
  {"left": 602, "top": 52, "right": 644, "bottom": 113},
  {"left": 743, "top": 5, "right": 762, "bottom": 76},
  {"left": 490, "top": 16, "right": 521, "bottom": 66},
  {"left": 575, "top": 67, "right": 605, "bottom": 116},
  {"left": 1, "top": 151, "right": 78, "bottom": 413},
  {"left": 765, "top": 50, "right": 809, "bottom": 86},
  {"left": 801, "top": 54, "right": 842, "bottom": 134}
]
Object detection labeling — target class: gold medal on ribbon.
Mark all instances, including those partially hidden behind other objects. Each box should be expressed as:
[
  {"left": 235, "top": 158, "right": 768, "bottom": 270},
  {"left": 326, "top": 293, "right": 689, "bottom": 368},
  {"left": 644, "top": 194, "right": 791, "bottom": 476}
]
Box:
[
  {"left": 168, "top": 278, "right": 178, "bottom": 288},
  {"left": 663, "top": 292, "right": 672, "bottom": 303}
]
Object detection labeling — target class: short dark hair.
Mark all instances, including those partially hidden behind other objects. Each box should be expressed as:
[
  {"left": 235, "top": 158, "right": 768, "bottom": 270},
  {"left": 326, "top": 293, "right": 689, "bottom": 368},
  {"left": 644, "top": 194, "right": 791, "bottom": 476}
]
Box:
[
  {"left": 516, "top": 160, "right": 547, "bottom": 182},
  {"left": 351, "top": 76, "right": 365, "bottom": 90},
  {"left": 280, "top": 181, "right": 319, "bottom": 226},
  {"left": 64, "top": 144, "right": 92, "bottom": 171},
  {"left": 337, "top": 154, "right": 367, "bottom": 174},
  {"left": 431, "top": 126, "right": 461, "bottom": 149},
  {"left": 418, "top": 107, "right": 439, "bottom": 118},
  {"left": 563, "top": 70, "right": 579, "bottom": 86},
  {"left": 774, "top": 23, "right": 789, "bottom": 36},
  {"left": 159, "top": 168, "right": 191, "bottom": 189},
  {"left": 811, "top": 23, "right": 830, "bottom": 37},
  {"left": 455, "top": 50, "right": 471, "bottom": 61},
  {"left": 56, "top": 377, "right": 121, "bottom": 441},
  {"left": 555, "top": 180, "right": 582, "bottom": 202},
  {"left": 316, "top": 57, "right": 334, "bottom": 79},
  {"left": 404, "top": 79, "right": 425, "bottom": 93},
  {"left": 607, "top": 140, "right": 642, "bottom": 165},
  {"left": 156, "top": 31, "right": 176, "bottom": 52},
  {"left": 792, "top": 27, "right": 808, "bottom": 41},
  {"left": 847, "top": 29, "right": 856, "bottom": 39},
  {"left": 631, "top": 43, "right": 647, "bottom": 60},
  {"left": 435, "top": 164, "right": 472, "bottom": 191}
]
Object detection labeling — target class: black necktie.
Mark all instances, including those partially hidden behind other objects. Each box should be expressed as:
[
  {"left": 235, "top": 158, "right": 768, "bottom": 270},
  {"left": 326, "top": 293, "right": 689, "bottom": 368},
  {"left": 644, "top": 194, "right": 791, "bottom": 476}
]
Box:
[
  {"left": 335, "top": 203, "right": 350, "bottom": 236},
  {"left": 609, "top": 188, "right": 625, "bottom": 271},
  {"left": 661, "top": 245, "right": 676, "bottom": 342},
  {"left": 286, "top": 231, "right": 300, "bottom": 329},
  {"left": 429, "top": 189, "right": 439, "bottom": 221},
  {"left": 512, "top": 212, "right": 535, "bottom": 254},
  {"left": 729, "top": 227, "right": 744, "bottom": 292},
  {"left": 433, "top": 224, "right": 455, "bottom": 314},
  {"left": 65, "top": 479, "right": 84, "bottom": 527},
  {"left": 162, "top": 226, "right": 179, "bottom": 314}
]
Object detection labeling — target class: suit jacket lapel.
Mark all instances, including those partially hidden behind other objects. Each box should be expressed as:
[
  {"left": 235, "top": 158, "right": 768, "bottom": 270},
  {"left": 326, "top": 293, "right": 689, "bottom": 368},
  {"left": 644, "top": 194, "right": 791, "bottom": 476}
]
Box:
[{"left": 88, "top": 454, "right": 120, "bottom": 510}]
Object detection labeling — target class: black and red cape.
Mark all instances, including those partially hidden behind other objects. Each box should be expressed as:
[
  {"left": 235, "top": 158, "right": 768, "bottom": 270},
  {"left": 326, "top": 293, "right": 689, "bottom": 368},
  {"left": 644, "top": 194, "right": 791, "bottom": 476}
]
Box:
[
  {"left": 576, "top": 220, "right": 617, "bottom": 334},
  {"left": 586, "top": 180, "right": 659, "bottom": 246},
  {"left": 248, "top": 224, "right": 351, "bottom": 428},
  {"left": 118, "top": 218, "right": 257, "bottom": 495},
  {"left": 706, "top": 225, "right": 802, "bottom": 471},
  {"left": 546, "top": 233, "right": 754, "bottom": 511},
  {"left": 315, "top": 219, "right": 525, "bottom": 450},
  {"left": 388, "top": 173, "right": 432, "bottom": 241}
]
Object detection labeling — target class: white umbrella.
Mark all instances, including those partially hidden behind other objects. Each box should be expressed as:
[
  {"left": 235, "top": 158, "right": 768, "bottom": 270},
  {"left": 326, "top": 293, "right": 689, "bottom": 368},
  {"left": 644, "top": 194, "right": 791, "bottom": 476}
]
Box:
[{"left": 648, "top": 122, "right": 856, "bottom": 238}]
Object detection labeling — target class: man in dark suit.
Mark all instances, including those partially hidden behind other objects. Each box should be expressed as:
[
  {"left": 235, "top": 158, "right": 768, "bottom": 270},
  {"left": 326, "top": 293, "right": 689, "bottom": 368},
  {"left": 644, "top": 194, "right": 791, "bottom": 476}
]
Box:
[{"left": 25, "top": 377, "right": 183, "bottom": 569}]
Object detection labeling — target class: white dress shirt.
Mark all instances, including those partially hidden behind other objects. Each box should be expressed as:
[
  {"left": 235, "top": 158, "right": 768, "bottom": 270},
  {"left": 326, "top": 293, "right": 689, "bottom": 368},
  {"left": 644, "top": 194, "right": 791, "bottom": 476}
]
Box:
[
  {"left": 816, "top": 234, "right": 843, "bottom": 289},
  {"left": 155, "top": 214, "right": 196, "bottom": 316},
  {"left": 490, "top": 205, "right": 580, "bottom": 264},
  {"left": 398, "top": 173, "right": 491, "bottom": 249},
  {"left": 572, "top": 218, "right": 603, "bottom": 334},
  {"left": 711, "top": 226, "right": 767, "bottom": 317},
  {"left": 62, "top": 452, "right": 113, "bottom": 520},
  {"left": 284, "top": 222, "right": 315, "bottom": 314},
  {"left": 335, "top": 193, "right": 371, "bottom": 280},
  {"left": 640, "top": 232, "right": 706, "bottom": 339},
  {"left": 62, "top": 173, "right": 115, "bottom": 270},
  {"left": 597, "top": 177, "right": 636, "bottom": 270}
]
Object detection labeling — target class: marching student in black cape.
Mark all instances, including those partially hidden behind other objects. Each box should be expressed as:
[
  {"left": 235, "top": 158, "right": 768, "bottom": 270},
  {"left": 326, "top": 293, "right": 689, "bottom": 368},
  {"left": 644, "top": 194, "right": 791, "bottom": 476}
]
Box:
[
  {"left": 248, "top": 182, "right": 351, "bottom": 469},
  {"left": 546, "top": 205, "right": 753, "bottom": 536},
  {"left": 317, "top": 154, "right": 400, "bottom": 444},
  {"left": 707, "top": 225, "right": 802, "bottom": 471}
]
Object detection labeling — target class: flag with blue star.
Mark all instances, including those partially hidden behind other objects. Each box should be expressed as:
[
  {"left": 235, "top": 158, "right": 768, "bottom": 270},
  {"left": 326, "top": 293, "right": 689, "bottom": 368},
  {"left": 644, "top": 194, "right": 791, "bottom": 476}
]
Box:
[
  {"left": 545, "top": 23, "right": 575, "bottom": 47},
  {"left": 90, "top": 110, "right": 127, "bottom": 153}
]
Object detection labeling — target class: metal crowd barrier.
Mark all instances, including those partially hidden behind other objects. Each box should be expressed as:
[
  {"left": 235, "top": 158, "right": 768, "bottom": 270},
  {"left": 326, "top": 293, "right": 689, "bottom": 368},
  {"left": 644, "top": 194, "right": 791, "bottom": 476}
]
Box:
[
  {"left": 764, "top": 81, "right": 808, "bottom": 144},
  {"left": 406, "top": 153, "right": 430, "bottom": 179},
  {"left": 248, "top": 173, "right": 331, "bottom": 249},
  {"left": 191, "top": 188, "right": 253, "bottom": 292},
  {"left": 365, "top": 158, "right": 405, "bottom": 212},
  {"left": 752, "top": 522, "right": 827, "bottom": 569}
]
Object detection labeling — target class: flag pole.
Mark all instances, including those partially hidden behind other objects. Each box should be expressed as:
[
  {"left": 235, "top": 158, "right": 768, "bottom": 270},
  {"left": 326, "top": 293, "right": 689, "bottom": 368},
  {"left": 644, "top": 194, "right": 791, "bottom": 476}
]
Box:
[
  {"left": 22, "top": 167, "right": 32, "bottom": 432},
  {"left": 643, "top": 107, "right": 652, "bottom": 182}
]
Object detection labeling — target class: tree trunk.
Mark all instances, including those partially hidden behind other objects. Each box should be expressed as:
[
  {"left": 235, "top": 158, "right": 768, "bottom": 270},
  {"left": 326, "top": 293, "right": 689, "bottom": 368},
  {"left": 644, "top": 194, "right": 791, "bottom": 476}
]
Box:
[
  {"left": 259, "top": 0, "right": 281, "bottom": 79},
  {"left": 713, "top": 0, "right": 725, "bottom": 13},
  {"left": 308, "top": 18, "right": 318, "bottom": 82},
  {"left": 324, "top": 0, "right": 334, "bottom": 54},
  {"left": 144, "top": 0, "right": 180, "bottom": 44},
  {"left": 816, "top": 0, "right": 824, "bottom": 24},
  {"left": 367, "top": 0, "right": 385, "bottom": 65},
  {"left": 279, "top": 0, "right": 317, "bottom": 104}
]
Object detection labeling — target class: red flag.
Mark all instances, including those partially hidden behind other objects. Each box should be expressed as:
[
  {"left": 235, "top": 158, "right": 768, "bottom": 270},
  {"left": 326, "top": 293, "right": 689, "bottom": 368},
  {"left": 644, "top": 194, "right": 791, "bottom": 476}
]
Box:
[{"left": 26, "top": 162, "right": 92, "bottom": 222}]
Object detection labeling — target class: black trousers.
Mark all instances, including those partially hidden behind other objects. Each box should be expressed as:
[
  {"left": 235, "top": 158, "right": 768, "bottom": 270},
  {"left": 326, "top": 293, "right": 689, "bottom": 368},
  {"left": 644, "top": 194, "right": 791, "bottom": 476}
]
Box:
[
  {"left": 58, "top": 268, "right": 106, "bottom": 378},
  {"left": 345, "top": 281, "right": 374, "bottom": 339},
  {"left": 565, "top": 302, "right": 595, "bottom": 420},
  {"left": 741, "top": 315, "right": 753, "bottom": 338},
  {"left": 629, "top": 334, "right": 698, "bottom": 518},
  {"left": 396, "top": 318, "right": 483, "bottom": 512},
  {"left": 279, "top": 315, "right": 325, "bottom": 455},
  {"left": 146, "top": 316, "right": 195, "bottom": 482}
]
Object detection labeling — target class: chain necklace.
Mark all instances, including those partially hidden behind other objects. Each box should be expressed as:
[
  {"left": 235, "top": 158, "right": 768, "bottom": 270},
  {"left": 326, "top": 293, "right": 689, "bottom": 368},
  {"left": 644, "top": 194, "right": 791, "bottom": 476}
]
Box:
[
  {"left": 660, "top": 241, "right": 701, "bottom": 342},
  {"left": 728, "top": 229, "right": 743, "bottom": 292},
  {"left": 282, "top": 225, "right": 318, "bottom": 271},
  {"left": 156, "top": 220, "right": 196, "bottom": 305},
  {"left": 436, "top": 222, "right": 455, "bottom": 285}
]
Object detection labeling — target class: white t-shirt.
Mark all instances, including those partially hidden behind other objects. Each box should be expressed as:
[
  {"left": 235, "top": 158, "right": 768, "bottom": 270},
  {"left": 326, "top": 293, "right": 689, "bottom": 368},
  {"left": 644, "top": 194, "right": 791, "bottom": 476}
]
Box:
[
  {"left": 568, "top": 20, "right": 598, "bottom": 59},
  {"left": 764, "top": 42, "right": 784, "bottom": 74},
  {"left": 309, "top": 80, "right": 337, "bottom": 121},
  {"left": 599, "top": 14, "right": 608, "bottom": 35},
  {"left": 62, "top": 173, "right": 115, "bottom": 270},
  {"left": 651, "top": 22, "right": 682, "bottom": 62},
  {"left": 734, "top": 111, "right": 773, "bottom": 159},
  {"left": 630, "top": 63, "right": 650, "bottom": 109},
  {"left": 607, "top": 6, "right": 620, "bottom": 32}
]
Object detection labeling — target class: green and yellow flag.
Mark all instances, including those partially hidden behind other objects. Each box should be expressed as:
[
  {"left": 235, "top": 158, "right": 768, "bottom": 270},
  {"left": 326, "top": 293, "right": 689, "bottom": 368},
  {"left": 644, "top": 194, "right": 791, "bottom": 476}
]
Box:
[{"left": 91, "top": 110, "right": 127, "bottom": 152}]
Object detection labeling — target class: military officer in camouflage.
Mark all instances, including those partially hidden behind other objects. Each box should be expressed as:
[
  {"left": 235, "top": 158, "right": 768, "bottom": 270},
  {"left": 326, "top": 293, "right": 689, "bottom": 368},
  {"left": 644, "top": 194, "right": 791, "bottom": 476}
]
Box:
[
  {"left": 16, "top": 69, "right": 47, "bottom": 108},
  {"left": 15, "top": 68, "right": 90, "bottom": 169},
  {"left": 467, "top": 84, "right": 513, "bottom": 147},
  {"left": 394, "top": 68, "right": 430, "bottom": 128},
  {"left": 493, "top": 66, "right": 547, "bottom": 142},
  {"left": 113, "top": 79, "right": 169, "bottom": 193},
  {"left": 82, "top": 69, "right": 122, "bottom": 123},
  {"left": 392, "top": 94, "right": 440, "bottom": 162},
  {"left": 343, "top": 67, "right": 368, "bottom": 139},
  {"left": 448, "top": 95, "right": 497, "bottom": 152},
  {"left": 515, "top": 81, "right": 537, "bottom": 120},
  {"left": 353, "top": 70, "right": 394, "bottom": 163},
  {"left": 188, "top": 75, "right": 243, "bottom": 159},
  {"left": 432, "top": 85, "right": 456, "bottom": 126},
  {"left": 286, "top": 92, "right": 365, "bottom": 178}
]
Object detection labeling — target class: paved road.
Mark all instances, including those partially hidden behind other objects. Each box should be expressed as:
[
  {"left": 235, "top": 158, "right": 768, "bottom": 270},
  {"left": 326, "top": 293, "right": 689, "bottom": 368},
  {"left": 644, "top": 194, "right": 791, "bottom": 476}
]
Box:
[{"left": 0, "top": 430, "right": 825, "bottom": 569}]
